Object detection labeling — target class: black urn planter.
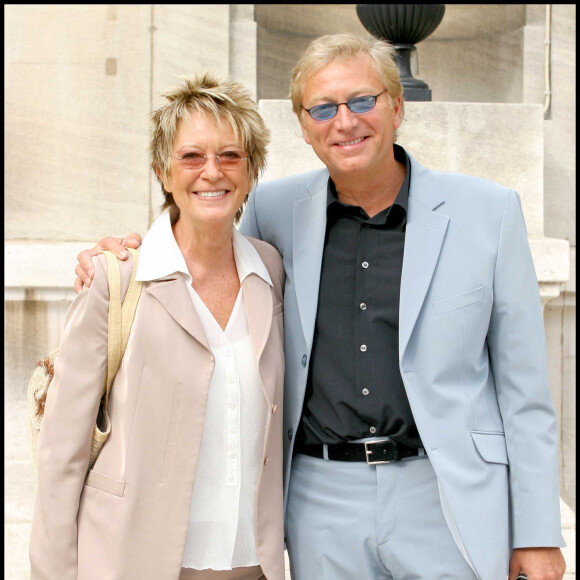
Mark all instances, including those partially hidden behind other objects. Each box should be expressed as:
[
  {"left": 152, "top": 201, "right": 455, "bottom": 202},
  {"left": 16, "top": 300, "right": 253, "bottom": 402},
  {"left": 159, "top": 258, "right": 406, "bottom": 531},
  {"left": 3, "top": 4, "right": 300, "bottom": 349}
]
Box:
[{"left": 356, "top": 4, "right": 446, "bottom": 101}]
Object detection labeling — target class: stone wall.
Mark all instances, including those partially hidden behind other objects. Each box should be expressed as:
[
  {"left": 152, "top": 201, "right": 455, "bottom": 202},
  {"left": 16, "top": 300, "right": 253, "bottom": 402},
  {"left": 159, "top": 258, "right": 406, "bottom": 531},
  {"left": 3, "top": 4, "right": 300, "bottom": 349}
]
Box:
[{"left": 5, "top": 5, "right": 575, "bottom": 579}]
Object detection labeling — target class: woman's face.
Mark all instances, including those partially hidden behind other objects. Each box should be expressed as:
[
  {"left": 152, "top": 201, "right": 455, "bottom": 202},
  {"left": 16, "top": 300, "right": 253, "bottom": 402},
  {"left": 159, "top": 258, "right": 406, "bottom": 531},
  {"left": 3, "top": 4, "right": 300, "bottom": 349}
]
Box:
[{"left": 160, "top": 112, "right": 251, "bottom": 229}]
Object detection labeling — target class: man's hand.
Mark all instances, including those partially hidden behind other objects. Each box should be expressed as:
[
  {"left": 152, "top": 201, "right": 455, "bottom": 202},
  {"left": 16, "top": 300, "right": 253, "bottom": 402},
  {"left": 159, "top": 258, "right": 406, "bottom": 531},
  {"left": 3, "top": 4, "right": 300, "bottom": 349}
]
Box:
[
  {"left": 509, "top": 547, "right": 566, "bottom": 580},
  {"left": 74, "top": 233, "right": 142, "bottom": 293}
]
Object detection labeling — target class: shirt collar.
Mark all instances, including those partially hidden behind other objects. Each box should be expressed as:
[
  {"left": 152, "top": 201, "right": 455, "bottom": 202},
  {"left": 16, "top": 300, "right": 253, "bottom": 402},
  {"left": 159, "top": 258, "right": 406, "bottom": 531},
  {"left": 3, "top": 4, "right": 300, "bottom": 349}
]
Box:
[
  {"left": 232, "top": 227, "right": 273, "bottom": 286},
  {"left": 326, "top": 143, "right": 411, "bottom": 215},
  {"left": 136, "top": 209, "right": 272, "bottom": 287}
]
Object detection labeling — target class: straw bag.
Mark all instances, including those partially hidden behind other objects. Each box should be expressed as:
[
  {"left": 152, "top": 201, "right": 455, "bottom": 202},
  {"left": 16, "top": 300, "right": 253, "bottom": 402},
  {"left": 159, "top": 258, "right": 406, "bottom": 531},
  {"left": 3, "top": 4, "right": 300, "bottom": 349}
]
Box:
[{"left": 27, "top": 249, "right": 142, "bottom": 472}]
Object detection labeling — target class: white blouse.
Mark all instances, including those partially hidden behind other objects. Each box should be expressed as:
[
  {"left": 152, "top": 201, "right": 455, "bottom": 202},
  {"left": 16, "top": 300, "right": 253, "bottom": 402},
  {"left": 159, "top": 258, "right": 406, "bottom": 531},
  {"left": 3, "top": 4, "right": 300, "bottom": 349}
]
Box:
[{"left": 136, "top": 210, "right": 272, "bottom": 570}]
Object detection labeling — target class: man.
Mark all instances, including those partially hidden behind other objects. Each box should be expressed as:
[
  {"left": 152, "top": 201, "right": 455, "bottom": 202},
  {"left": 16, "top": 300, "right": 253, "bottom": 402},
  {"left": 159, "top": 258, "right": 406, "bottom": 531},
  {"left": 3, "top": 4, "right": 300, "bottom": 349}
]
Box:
[{"left": 75, "top": 33, "right": 565, "bottom": 580}]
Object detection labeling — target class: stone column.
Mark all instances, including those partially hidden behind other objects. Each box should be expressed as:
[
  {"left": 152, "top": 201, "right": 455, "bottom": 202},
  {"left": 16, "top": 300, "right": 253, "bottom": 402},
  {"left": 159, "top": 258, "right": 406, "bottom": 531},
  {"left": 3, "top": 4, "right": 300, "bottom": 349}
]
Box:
[{"left": 229, "top": 5, "right": 258, "bottom": 101}]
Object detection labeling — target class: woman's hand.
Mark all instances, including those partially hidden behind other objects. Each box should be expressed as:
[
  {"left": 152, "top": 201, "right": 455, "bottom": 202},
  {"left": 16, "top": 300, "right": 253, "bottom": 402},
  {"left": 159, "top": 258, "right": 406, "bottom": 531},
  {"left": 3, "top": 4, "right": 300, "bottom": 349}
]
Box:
[{"left": 74, "top": 233, "right": 142, "bottom": 293}]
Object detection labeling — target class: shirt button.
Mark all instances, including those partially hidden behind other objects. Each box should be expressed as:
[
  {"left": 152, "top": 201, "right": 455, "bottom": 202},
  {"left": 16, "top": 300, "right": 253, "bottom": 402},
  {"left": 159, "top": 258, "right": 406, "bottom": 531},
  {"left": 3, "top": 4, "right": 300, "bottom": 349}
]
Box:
[
  {"left": 225, "top": 350, "right": 232, "bottom": 358},
  {"left": 228, "top": 376, "right": 235, "bottom": 384},
  {"left": 362, "top": 388, "right": 370, "bottom": 396},
  {"left": 229, "top": 450, "right": 236, "bottom": 458},
  {"left": 228, "top": 475, "right": 234, "bottom": 482},
  {"left": 360, "top": 344, "right": 367, "bottom": 352},
  {"left": 302, "top": 355, "right": 308, "bottom": 367},
  {"left": 229, "top": 401, "right": 237, "bottom": 408},
  {"left": 360, "top": 302, "right": 367, "bottom": 311},
  {"left": 370, "top": 426, "right": 377, "bottom": 434},
  {"left": 362, "top": 261, "right": 369, "bottom": 269},
  {"left": 230, "top": 426, "right": 237, "bottom": 433}
]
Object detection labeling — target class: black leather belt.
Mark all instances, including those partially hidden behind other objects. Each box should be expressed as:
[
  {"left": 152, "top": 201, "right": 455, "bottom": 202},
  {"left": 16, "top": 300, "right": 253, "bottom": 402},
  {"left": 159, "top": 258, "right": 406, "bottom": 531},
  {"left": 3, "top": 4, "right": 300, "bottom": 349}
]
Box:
[{"left": 296, "top": 438, "right": 424, "bottom": 465}]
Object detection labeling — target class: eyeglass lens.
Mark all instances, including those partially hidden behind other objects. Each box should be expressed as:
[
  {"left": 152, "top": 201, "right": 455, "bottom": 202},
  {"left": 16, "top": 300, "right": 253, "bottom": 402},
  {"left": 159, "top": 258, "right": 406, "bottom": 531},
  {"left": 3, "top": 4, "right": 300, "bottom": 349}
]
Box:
[
  {"left": 175, "top": 152, "right": 246, "bottom": 170},
  {"left": 308, "top": 94, "right": 380, "bottom": 121}
]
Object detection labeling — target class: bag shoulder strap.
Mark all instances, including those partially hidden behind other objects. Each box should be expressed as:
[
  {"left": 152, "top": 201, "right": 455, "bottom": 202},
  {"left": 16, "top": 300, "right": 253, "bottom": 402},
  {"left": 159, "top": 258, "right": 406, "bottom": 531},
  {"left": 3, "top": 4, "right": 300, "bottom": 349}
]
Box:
[
  {"left": 120, "top": 248, "right": 143, "bottom": 353},
  {"left": 101, "top": 249, "right": 143, "bottom": 408}
]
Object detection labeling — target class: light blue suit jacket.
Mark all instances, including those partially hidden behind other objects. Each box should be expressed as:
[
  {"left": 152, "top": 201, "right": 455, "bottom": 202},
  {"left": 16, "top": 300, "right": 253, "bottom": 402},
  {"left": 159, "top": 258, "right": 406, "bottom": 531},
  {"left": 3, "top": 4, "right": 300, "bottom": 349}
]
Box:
[{"left": 240, "top": 153, "right": 564, "bottom": 579}]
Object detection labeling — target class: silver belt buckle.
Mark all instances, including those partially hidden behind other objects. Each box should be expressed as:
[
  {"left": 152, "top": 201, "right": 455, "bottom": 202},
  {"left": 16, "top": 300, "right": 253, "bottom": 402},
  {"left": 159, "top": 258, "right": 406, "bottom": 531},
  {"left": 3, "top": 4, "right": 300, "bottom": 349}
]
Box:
[{"left": 364, "top": 439, "right": 391, "bottom": 465}]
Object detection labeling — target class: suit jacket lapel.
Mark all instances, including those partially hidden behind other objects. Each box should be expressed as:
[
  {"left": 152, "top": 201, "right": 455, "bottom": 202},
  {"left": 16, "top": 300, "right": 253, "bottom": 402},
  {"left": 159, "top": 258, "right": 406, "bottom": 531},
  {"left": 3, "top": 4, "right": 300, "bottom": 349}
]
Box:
[
  {"left": 399, "top": 157, "right": 449, "bottom": 360},
  {"left": 242, "top": 273, "right": 275, "bottom": 404},
  {"left": 147, "top": 269, "right": 277, "bottom": 403},
  {"left": 145, "top": 275, "right": 211, "bottom": 353},
  {"left": 292, "top": 171, "right": 328, "bottom": 352}
]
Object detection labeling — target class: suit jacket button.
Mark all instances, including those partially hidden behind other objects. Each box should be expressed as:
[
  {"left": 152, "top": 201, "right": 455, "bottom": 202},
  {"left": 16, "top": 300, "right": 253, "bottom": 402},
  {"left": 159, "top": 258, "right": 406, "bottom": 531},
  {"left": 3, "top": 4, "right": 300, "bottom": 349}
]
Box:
[
  {"left": 272, "top": 404, "right": 277, "bottom": 414},
  {"left": 288, "top": 428, "right": 293, "bottom": 440},
  {"left": 302, "top": 355, "right": 308, "bottom": 366},
  {"left": 264, "top": 456, "right": 269, "bottom": 465}
]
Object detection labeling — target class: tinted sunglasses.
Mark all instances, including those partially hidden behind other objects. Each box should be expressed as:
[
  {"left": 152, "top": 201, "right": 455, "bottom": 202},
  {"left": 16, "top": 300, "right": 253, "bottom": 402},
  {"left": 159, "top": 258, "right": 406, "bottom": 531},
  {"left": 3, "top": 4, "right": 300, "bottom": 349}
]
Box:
[{"left": 302, "top": 89, "right": 387, "bottom": 121}]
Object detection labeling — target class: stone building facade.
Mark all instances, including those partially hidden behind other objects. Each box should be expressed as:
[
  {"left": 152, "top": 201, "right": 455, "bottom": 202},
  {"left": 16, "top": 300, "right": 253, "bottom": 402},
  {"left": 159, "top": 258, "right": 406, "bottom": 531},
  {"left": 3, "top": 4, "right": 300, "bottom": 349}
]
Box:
[{"left": 5, "top": 5, "right": 575, "bottom": 579}]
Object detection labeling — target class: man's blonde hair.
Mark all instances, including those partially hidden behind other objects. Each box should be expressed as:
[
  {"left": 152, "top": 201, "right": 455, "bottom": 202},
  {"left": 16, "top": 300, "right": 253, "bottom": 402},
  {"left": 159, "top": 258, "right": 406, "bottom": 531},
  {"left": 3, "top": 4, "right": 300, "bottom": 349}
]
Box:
[
  {"left": 150, "top": 72, "right": 270, "bottom": 223},
  {"left": 289, "top": 33, "right": 404, "bottom": 138}
]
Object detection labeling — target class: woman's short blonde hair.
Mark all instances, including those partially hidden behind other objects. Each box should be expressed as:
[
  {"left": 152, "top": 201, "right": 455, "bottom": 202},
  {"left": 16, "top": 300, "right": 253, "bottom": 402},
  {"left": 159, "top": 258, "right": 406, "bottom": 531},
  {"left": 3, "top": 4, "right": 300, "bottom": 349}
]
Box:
[
  {"left": 289, "top": 33, "right": 404, "bottom": 138},
  {"left": 150, "top": 72, "right": 270, "bottom": 223}
]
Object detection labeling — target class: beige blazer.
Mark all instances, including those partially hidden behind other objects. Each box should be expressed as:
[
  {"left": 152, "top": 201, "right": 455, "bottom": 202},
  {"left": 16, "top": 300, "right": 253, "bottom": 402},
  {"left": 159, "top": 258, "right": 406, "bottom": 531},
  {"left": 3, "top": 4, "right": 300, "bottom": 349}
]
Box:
[{"left": 30, "top": 238, "right": 286, "bottom": 580}]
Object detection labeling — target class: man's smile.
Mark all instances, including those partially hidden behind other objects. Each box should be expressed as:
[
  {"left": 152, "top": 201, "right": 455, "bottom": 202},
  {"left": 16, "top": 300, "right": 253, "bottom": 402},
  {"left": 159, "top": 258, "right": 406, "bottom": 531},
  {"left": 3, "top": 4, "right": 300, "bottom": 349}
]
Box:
[{"left": 334, "top": 136, "right": 369, "bottom": 148}]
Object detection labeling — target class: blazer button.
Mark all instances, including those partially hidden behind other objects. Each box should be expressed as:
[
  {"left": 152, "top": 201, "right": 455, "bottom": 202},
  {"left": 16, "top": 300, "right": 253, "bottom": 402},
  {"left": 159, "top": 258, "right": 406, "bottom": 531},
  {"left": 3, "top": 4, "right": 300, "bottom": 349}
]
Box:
[
  {"left": 302, "top": 355, "right": 308, "bottom": 367},
  {"left": 288, "top": 428, "right": 293, "bottom": 440},
  {"left": 264, "top": 456, "right": 269, "bottom": 465},
  {"left": 272, "top": 404, "right": 277, "bottom": 414}
]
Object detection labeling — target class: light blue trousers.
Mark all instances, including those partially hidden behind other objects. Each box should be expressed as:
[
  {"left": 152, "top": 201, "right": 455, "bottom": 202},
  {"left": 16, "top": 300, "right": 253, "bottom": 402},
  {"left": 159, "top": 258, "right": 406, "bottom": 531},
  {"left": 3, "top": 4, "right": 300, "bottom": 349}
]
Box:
[{"left": 286, "top": 451, "right": 479, "bottom": 579}]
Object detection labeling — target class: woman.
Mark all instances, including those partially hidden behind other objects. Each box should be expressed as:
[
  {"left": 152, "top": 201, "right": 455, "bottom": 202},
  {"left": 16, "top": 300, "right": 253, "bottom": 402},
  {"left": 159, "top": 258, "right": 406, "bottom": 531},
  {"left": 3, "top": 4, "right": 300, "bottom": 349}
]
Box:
[{"left": 30, "top": 73, "right": 285, "bottom": 580}]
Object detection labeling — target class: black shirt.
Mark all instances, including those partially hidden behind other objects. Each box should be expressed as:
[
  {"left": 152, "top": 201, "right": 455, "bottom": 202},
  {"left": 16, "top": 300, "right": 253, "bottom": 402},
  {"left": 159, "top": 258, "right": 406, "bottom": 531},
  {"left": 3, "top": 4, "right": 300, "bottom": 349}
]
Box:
[{"left": 296, "top": 145, "right": 422, "bottom": 449}]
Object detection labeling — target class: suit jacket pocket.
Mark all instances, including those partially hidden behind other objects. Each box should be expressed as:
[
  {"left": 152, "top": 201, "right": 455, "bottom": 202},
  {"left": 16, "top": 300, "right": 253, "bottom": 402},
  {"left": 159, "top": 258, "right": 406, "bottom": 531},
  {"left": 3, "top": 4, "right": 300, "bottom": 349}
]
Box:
[
  {"left": 84, "top": 470, "right": 126, "bottom": 497},
  {"left": 470, "top": 431, "right": 508, "bottom": 465},
  {"left": 126, "top": 367, "right": 183, "bottom": 484},
  {"left": 433, "top": 285, "right": 485, "bottom": 316}
]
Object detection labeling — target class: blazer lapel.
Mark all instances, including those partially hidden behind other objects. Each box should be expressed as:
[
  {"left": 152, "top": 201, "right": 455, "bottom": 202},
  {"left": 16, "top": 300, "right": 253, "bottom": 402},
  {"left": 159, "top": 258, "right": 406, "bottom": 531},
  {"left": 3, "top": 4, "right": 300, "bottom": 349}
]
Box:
[
  {"left": 242, "top": 273, "right": 274, "bottom": 404},
  {"left": 399, "top": 158, "right": 449, "bottom": 360},
  {"left": 145, "top": 275, "right": 211, "bottom": 353},
  {"left": 292, "top": 172, "right": 328, "bottom": 351}
]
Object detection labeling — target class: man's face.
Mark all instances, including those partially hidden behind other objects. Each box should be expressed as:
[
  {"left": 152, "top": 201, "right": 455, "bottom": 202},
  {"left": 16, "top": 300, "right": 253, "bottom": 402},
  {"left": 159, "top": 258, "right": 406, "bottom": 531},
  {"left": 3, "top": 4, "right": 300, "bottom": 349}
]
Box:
[{"left": 299, "top": 54, "right": 402, "bottom": 181}]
